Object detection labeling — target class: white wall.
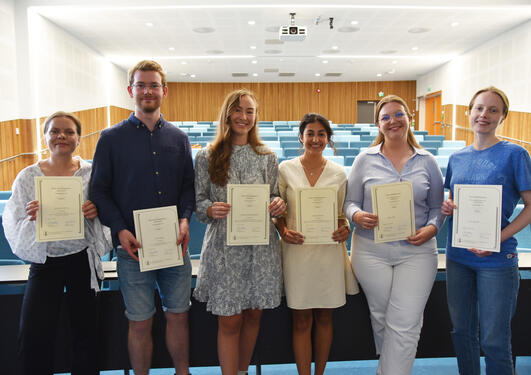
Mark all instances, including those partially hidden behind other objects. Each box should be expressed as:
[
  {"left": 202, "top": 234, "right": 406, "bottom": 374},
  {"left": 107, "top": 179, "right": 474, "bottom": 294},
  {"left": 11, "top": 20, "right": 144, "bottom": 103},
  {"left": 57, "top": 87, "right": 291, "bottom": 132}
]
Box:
[
  {"left": 0, "top": 0, "right": 19, "bottom": 121},
  {"left": 0, "top": 1, "right": 132, "bottom": 123},
  {"left": 417, "top": 20, "right": 531, "bottom": 113}
]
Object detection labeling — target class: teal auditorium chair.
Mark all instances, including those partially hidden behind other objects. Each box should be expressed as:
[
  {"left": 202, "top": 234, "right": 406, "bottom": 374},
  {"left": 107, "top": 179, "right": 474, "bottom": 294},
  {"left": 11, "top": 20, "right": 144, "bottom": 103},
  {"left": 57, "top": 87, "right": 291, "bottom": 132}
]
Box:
[
  {"left": 511, "top": 204, "right": 531, "bottom": 252},
  {"left": 0, "top": 191, "right": 11, "bottom": 199},
  {"left": 443, "top": 140, "right": 466, "bottom": 148}
]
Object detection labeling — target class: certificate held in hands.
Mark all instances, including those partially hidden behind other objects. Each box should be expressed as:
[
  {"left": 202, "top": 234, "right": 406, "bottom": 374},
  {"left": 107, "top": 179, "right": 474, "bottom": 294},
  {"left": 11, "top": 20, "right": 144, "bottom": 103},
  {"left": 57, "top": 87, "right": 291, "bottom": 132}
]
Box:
[
  {"left": 371, "top": 181, "right": 415, "bottom": 243},
  {"left": 133, "top": 206, "right": 183, "bottom": 272},
  {"left": 35, "top": 176, "right": 84, "bottom": 242},
  {"left": 296, "top": 187, "right": 337, "bottom": 245},
  {"left": 452, "top": 184, "right": 502, "bottom": 252},
  {"left": 227, "top": 184, "right": 270, "bottom": 246}
]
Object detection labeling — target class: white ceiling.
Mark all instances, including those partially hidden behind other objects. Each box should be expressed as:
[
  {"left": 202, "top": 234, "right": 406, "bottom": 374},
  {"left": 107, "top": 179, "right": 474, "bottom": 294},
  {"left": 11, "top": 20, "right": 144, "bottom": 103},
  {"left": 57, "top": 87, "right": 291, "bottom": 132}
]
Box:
[{"left": 32, "top": 0, "right": 531, "bottom": 82}]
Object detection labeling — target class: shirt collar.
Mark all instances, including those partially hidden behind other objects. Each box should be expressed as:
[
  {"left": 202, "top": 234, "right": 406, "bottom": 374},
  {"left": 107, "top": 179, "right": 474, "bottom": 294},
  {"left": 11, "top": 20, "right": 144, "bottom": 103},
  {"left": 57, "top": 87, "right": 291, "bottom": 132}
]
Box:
[
  {"left": 128, "top": 113, "right": 165, "bottom": 129},
  {"left": 367, "top": 143, "right": 431, "bottom": 156}
]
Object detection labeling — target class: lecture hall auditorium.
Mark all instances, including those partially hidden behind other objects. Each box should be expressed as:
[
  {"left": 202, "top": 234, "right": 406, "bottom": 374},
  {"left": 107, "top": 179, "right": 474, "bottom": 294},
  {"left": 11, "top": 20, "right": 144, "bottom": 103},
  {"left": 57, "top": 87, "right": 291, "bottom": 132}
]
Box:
[{"left": 1, "top": 1, "right": 530, "bottom": 374}]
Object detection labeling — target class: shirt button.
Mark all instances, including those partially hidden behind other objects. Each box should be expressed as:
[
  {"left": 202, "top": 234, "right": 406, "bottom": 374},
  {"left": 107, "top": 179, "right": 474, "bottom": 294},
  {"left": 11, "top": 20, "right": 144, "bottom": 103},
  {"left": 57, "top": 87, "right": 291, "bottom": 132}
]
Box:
[
  {"left": 153, "top": 152, "right": 156, "bottom": 155},
  {"left": 158, "top": 191, "right": 162, "bottom": 195},
  {"left": 136, "top": 126, "right": 139, "bottom": 129},
  {"left": 155, "top": 171, "right": 159, "bottom": 175},
  {"left": 150, "top": 133, "right": 153, "bottom": 136}
]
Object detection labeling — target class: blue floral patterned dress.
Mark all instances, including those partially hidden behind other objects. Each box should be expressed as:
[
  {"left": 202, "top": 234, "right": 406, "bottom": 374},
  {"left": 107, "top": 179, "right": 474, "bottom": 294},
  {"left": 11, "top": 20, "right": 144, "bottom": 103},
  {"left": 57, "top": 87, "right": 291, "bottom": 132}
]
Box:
[{"left": 193, "top": 144, "right": 282, "bottom": 316}]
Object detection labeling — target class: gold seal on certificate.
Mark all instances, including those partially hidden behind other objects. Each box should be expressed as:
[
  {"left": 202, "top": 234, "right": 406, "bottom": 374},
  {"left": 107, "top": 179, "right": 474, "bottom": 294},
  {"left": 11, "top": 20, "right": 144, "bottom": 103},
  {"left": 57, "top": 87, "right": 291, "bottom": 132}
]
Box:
[
  {"left": 226, "top": 184, "right": 270, "bottom": 246},
  {"left": 35, "top": 176, "right": 84, "bottom": 242},
  {"left": 295, "top": 186, "right": 337, "bottom": 245},
  {"left": 371, "top": 181, "right": 415, "bottom": 243},
  {"left": 452, "top": 184, "right": 502, "bottom": 252},
  {"left": 133, "top": 206, "right": 184, "bottom": 272}
]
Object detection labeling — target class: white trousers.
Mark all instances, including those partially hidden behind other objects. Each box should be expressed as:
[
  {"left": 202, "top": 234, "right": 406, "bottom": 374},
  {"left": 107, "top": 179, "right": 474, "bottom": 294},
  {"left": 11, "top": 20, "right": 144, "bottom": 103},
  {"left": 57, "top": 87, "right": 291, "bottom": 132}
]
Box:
[{"left": 352, "top": 235, "right": 437, "bottom": 375}]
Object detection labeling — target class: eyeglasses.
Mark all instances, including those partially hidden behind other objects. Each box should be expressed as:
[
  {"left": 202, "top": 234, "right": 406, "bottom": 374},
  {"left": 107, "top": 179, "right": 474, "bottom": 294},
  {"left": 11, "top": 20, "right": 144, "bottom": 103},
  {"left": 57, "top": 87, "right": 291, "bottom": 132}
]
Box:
[
  {"left": 379, "top": 111, "right": 406, "bottom": 122},
  {"left": 131, "top": 83, "right": 164, "bottom": 91}
]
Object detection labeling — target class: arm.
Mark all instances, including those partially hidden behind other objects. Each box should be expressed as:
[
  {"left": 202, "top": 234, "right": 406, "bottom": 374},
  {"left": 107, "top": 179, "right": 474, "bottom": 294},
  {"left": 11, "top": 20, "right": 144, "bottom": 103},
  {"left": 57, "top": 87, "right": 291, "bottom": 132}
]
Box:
[
  {"left": 408, "top": 156, "right": 444, "bottom": 246},
  {"left": 332, "top": 169, "right": 351, "bottom": 243},
  {"left": 344, "top": 155, "right": 378, "bottom": 229},
  {"left": 176, "top": 136, "right": 195, "bottom": 255},
  {"left": 2, "top": 169, "right": 47, "bottom": 262},
  {"left": 89, "top": 131, "right": 127, "bottom": 235},
  {"left": 194, "top": 149, "right": 217, "bottom": 224},
  {"left": 273, "top": 162, "right": 303, "bottom": 244},
  {"left": 266, "top": 153, "right": 286, "bottom": 217}
]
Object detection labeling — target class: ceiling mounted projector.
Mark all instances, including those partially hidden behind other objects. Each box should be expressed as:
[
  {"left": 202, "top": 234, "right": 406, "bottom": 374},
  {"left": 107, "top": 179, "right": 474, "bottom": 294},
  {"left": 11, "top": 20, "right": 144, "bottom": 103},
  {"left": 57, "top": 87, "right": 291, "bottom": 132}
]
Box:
[{"left": 279, "top": 13, "right": 307, "bottom": 41}]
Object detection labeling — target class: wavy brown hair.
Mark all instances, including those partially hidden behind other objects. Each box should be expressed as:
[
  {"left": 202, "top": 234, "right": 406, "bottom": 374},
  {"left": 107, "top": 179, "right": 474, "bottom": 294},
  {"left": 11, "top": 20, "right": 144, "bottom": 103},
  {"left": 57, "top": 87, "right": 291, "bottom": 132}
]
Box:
[
  {"left": 208, "top": 89, "right": 271, "bottom": 186},
  {"left": 371, "top": 95, "right": 421, "bottom": 149}
]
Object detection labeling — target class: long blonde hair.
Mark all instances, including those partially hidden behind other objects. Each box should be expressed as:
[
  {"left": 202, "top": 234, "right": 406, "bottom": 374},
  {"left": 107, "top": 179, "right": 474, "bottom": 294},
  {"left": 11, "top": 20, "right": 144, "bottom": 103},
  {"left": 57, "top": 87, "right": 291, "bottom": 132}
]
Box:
[
  {"left": 371, "top": 95, "right": 421, "bottom": 149},
  {"left": 208, "top": 89, "right": 270, "bottom": 186}
]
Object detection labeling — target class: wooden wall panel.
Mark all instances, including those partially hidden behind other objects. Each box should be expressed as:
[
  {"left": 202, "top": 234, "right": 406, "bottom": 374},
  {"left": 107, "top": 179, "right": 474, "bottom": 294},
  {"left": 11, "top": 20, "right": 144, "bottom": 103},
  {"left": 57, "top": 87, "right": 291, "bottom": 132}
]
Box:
[
  {"left": 0, "top": 155, "right": 37, "bottom": 191},
  {"left": 110, "top": 106, "right": 132, "bottom": 125},
  {"left": 161, "top": 81, "right": 417, "bottom": 124},
  {"left": 450, "top": 104, "right": 530, "bottom": 153}
]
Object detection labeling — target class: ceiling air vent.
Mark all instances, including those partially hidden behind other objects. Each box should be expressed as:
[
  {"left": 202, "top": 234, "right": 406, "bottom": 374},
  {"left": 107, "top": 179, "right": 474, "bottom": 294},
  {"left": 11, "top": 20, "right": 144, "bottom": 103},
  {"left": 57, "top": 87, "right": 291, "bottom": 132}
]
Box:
[
  {"left": 264, "top": 68, "right": 279, "bottom": 73},
  {"left": 278, "top": 72, "right": 295, "bottom": 77},
  {"left": 325, "top": 73, "right": 342, "bottom": 77},
  {"left": 232, "top": 73, "right": 249, "bottom": 77}
]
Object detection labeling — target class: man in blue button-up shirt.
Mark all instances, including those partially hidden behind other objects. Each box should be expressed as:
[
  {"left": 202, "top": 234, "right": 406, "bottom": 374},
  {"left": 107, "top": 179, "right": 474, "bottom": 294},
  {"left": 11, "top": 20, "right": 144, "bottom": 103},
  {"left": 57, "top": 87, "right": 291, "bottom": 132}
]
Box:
[{"left": 90, "top": 60, "right": 194, "bottom": 375}]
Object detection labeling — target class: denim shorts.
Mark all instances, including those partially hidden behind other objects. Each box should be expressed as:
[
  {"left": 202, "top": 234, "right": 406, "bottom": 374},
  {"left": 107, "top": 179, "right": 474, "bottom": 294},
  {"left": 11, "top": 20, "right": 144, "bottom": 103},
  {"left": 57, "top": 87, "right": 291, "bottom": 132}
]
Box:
[{"left": 116, "top": 246, "right": 192, "bottom": 321}]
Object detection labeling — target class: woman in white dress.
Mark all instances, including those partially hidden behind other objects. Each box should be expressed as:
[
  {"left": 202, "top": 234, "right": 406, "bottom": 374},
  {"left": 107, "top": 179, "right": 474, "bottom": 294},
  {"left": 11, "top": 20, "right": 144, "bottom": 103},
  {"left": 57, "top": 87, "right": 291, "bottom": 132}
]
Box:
[{"left": 275, "top": 113, "right": 358, "bottom": 375}]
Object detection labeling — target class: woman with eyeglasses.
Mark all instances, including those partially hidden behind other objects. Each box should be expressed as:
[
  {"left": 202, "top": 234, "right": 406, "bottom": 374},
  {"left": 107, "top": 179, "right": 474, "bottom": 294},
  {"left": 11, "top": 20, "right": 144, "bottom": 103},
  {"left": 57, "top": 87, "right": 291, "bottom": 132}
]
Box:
[
  {"left": 2, "top": 111, "right": 110, "bottom": 375},
  {"left": 274, "top": 113, "right": 358, "bottom": 375},
  {"left": 193, "top": 89, "right": 285, "bottom": 375},
  {"left": 344, "top": 95, "right": 444, "bottom": 375},
  {"left": 441, "top": 87, "right": 531, "bottom": 375}
]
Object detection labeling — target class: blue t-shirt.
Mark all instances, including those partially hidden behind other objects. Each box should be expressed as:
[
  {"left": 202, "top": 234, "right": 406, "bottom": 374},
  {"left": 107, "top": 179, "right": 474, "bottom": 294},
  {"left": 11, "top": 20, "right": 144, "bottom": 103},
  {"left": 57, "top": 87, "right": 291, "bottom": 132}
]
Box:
[{"left": 444, "top": 141, "right": 531, "bottom": 268}]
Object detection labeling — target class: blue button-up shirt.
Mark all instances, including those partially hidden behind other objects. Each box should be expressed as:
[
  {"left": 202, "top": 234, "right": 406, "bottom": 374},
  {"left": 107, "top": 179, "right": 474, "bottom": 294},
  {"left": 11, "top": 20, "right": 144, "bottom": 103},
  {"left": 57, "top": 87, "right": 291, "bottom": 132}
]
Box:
[
  {"left": 344, "top": 144, "right": 444, "bottom": 242},
  {"left": 89, "top": 113, "right": 195, "bottom": 247}
]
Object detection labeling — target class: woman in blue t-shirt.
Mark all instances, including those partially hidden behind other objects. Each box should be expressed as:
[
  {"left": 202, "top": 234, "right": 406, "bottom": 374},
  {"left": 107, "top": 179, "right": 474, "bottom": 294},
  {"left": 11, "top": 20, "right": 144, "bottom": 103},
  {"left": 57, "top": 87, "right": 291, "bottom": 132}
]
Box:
[{"left": 441, "top": 86, "right": 531, "bottom": 375}]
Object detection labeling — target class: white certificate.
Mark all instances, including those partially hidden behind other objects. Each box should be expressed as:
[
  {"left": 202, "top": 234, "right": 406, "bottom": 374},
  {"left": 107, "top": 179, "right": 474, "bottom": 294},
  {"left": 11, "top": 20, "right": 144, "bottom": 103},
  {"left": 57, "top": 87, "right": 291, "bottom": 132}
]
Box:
[
  {"left": 452, "top": 184, "right": 502, "bottom": 252},
  {"left": 295, "top": 186, "right": 337, "bottom": 245},
  {"left": 133, "top": 205, "right": 183, "bottom": 272},
  {"left": 227, "top": 184, "right": 270, "bottom": 246},
  {"left": 371, "top": 181, "right": 415, "bottom": 243},
  {"left": 35, "top": 176, "right": 84, "bottom": 242}
]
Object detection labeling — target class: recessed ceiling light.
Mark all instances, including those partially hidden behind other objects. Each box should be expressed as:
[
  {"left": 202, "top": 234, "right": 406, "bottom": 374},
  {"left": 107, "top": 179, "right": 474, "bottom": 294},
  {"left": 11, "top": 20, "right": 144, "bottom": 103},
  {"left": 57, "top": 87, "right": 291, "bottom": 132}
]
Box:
[
  {"left": 332, "top": 46, "right": 339, "bottom": 50},
  {"left": 181, "top": 61, "right": 187, "bottom": 65},
  {"left": 338, "top": 26, "right": 359, "bottom": 33},
  {"left": 412, "top": 46, "right": 419, "bottom": 51},
  {"left": 252, "top": 73, "right": 258, "bottom": 77},
  {"left": 392, "top": 60, "right": 398, "bottom": 64},
  {"left": 193, "top": 27, "right": 215, "bottom": 33},
  {"left": 248, "top": 20, "right": 256, "bottom": 25},
  {"left": 265, "top": 26, "right": 280, "bottom": 33},
  {"left": 251, "top": 60, "right": 258, "bottom": 64},
  {"left": 145, "top": 22, "right": 154, "bottom": 27},
  {"left": 322, "top": 60, "right": 328, "bottom": 64},
  {"left": 250, "top": 45, "right": 257, "bottom": 50},
  {"left": 350, "top": 20, "right": 359, "bottom": 25},
  {"left": 376, "top": 73, "right": 382, "bottom": 77},
  {"left": 168, "top": 47, "right": 175, "bottom": 51},
  {"left": 451, "top": 21, "right": 460, "bottom": 27},
  {"left": 315, "top": 73, "right": 321, "bottom": 77},
  {"left": 408, "top": 27, "right": 430, "bottom": 34},
  {"left": 190, "top": 74, "right": 196, "bottom": 78}
]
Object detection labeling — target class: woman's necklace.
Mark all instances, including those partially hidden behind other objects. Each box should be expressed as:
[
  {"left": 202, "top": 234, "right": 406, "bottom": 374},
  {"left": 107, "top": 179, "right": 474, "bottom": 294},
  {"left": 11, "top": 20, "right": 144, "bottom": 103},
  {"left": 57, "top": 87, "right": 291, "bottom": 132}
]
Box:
[{"left": 301, "top": 156, "right": 326, "bottom": 176}]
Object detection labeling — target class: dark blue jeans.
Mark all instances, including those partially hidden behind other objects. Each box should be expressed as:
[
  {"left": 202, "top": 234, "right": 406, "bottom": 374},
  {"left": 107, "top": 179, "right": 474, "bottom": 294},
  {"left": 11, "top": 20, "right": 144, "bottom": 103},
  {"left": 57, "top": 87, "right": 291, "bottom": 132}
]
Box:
[
  {"left": 17, "top": 249, "right": 98, "bottom": 375},
  {"left": 446, "top": 258, "right": 519, "bottom": 375}
]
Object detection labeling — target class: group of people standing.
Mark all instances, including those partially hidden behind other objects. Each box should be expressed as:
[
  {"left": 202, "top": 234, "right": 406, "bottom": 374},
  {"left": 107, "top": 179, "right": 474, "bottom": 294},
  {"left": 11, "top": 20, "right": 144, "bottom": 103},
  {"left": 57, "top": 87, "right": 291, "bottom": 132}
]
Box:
[{"left": 2, "top": 59, "right": 530, "bottom": 375}]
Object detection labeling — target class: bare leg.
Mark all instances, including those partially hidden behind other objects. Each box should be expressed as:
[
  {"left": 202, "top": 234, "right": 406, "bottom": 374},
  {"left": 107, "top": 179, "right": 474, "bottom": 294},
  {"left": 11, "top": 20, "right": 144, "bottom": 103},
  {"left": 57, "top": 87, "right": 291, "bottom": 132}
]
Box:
[
  {"left": 218, "top": 314, "right": 243, "bottom": 375},
  {"left": 165, "top": 311, "right": 189, "bottom": 375},
  {"left": 238, "top": 309, "right": 263, "bottom": 372},
  {"left": 128, "top": 318, "right": 153, "bottom": 375},
  {"left": 292, "top": 309, "right": 313, "bottom": 375},
  {"left": 313, "top": 309, "right": 333, "bottom": 375}
]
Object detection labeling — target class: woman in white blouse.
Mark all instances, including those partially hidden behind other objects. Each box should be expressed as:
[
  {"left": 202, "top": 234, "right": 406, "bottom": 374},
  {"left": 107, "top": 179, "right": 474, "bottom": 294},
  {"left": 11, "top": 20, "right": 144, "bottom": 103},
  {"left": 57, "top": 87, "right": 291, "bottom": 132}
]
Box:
[
  {"left": 2, "top": 111, "right": 109, "bottom": 375},
  {"left": 275, "top": 113, "right": 358, "bottom": 375}
]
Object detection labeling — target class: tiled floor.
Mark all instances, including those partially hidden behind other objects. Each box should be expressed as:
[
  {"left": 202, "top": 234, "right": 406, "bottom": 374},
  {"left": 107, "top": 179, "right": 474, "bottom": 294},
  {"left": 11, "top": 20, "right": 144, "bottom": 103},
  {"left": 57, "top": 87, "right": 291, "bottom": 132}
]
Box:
[{"left": 84, "top": 357, "right": 531, "bottom": 375}]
